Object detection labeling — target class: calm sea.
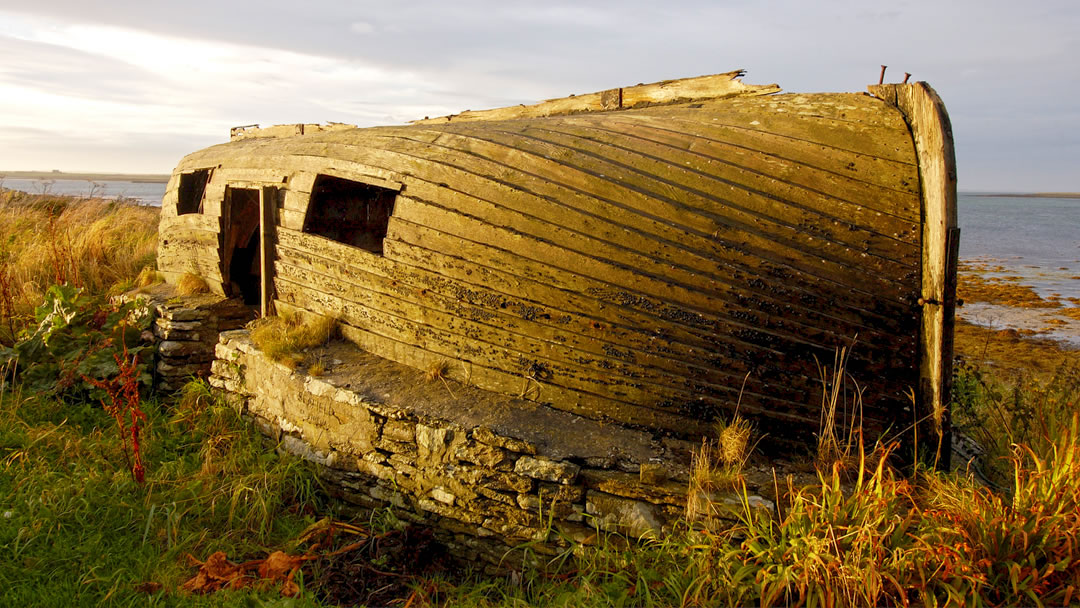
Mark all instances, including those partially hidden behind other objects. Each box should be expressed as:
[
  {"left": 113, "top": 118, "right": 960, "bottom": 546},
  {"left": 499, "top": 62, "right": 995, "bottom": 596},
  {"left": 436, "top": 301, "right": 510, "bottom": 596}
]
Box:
[
  {"left": 958, "top": 193, "right": 1080, "bottom": 302},
  {"left": 1, "top": 178, "right": 167, "bottom": 206}
]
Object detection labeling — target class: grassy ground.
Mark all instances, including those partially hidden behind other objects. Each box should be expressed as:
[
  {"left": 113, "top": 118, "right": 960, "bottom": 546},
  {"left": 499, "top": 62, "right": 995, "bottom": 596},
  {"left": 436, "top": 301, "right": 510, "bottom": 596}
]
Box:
[
  {"left": 0, "top": 382, "right": 327, "bottom": 606},
  {"left": 1, "top": 192, "right": 1078, "bottom": 606}
]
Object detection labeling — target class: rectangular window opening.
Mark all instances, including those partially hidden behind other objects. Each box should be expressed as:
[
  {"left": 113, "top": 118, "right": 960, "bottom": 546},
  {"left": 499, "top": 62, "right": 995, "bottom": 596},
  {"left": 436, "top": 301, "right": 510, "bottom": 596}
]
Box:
[
  {"left": 177, "top": 169, "right": 211, "bottom": 215},
  {"left": 302, "top": 175, "right": 396, "bottom": 254}
]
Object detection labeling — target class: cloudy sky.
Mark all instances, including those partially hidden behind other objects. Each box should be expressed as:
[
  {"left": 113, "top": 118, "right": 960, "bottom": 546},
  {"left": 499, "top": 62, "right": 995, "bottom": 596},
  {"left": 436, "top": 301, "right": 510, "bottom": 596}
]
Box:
[{"left": 0, "top": 0, "right": 1076, "bottom": 191}]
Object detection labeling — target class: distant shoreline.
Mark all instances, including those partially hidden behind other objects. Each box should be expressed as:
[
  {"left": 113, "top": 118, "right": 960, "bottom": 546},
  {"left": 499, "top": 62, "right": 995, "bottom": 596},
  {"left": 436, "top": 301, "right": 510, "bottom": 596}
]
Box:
[
  {"left": 0, "top": 170, "right": 170, "bottom": 183},
  {"left": 970, "top": 192, "right": 1080, "bottom": 199}
]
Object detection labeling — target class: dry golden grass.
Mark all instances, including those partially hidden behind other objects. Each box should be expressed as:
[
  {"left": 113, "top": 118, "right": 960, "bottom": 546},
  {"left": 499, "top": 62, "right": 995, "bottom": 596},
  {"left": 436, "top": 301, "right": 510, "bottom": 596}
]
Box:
[
  {"left": 815, "top": 342, "right": 864, "bottom": 469},
  {"left": 716, "top": 415, "right": 753, "bottom": 467},
  {"left": 176, "top": 272, "right": 209, "bottom": 295},
  {"left": 250, "top": 313, "right": 339, "bottom": 369},
  {"left": 426, "top": 360, "right": 449, "bottom": 382},
  {"left": 134, "top": 266, "right": 164, "bottom": 288},
  {"left": 0, "top": 190, "right": 158, "bottom": 319}
]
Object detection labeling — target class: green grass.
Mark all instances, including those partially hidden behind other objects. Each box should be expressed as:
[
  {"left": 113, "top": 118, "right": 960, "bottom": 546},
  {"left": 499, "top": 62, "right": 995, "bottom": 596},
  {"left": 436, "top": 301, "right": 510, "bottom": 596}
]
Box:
[{"left": 0, "top": 380, "right": 327, "bottom": 606}]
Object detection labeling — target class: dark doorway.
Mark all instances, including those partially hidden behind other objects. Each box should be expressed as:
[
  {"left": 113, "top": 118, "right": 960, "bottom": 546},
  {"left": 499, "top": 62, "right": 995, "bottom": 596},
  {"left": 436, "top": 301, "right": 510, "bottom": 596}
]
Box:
[{"left": 223, "top": 187, "right": 261, "bottom": 306}]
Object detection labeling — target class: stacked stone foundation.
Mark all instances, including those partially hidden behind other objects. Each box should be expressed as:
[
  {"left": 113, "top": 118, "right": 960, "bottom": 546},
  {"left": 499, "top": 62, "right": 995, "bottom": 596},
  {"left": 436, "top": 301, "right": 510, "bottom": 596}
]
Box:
[
  {"left": 132, "top": 286, "right": 254, "bottom": 392},
  {"left": 207, "top": 330, "right": 710, "bottom": 570}
]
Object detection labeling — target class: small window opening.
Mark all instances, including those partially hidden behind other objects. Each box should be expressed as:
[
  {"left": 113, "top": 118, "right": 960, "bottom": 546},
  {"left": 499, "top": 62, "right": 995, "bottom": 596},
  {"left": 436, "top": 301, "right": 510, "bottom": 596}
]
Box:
[
  {"left": 303, "top": 175, "right": 396, "bottom": 254},
  {"left": 177, "top": 169, "right": 211, "bottom": 215}
]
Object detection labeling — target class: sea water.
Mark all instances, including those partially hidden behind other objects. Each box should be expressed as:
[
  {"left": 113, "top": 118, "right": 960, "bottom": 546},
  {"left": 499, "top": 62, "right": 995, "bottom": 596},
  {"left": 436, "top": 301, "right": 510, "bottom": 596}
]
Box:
[
  {"left": 1, "top": 178, "right": 167, "bottom": 206},
  {"left": 958, "top": 193, "right": 1080, "bottom": 346},
  {"left": 959, "top": 193, "right": 1080, "bottom": 301}
]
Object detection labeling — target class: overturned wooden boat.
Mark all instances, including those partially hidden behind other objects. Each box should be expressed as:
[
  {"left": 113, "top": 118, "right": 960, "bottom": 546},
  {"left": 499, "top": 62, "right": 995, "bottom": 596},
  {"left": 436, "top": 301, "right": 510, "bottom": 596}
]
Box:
[{"left": 158, "top": 70, "right": 957, "bottom": 446}]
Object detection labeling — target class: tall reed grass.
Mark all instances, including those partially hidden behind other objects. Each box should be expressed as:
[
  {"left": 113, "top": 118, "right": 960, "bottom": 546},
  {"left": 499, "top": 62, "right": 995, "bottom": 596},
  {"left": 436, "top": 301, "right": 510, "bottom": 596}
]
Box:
[{"left": 0, "top": 189, "right": 158, "bottom": 342}]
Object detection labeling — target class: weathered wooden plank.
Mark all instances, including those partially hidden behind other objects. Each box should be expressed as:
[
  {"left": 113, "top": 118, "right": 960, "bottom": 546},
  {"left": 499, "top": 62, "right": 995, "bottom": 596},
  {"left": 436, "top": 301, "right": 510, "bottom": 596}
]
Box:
[
  {"left": 411, "top": 70, "right": 780, "bottom": 125},
  {"left": 181, "top": 129, "right": 915, "bottom": 298},
  {"left": 158, "top": 244, "right": 222, "bottom": 270},
  {"left": 525, "top": 119, "right": 922, "bottom": 235},
  {"left": 390, "top": 195, "right": 909, "bottom": 353},
  {"left": 600, "top": 113, "right": 922, "bottom": 204},
  {"left": 276, "top": 238, "right": 823, "bottom": 405},
  {"left": 700, "top": 92, "right": 913, "bottom": 130},
  {"left": 336, "top": 135, "right": 914, "bottom": 303},
  {"left": 275, "top": 260, "right": 819, "bottom": 411},
  {"left": 273, "top": 298, "right": 722, "bottom": 434},
  {"left": 631, "top": 101, "right": 918, "bottom": 164},
  {"left": 159, "top": 214, "right": 220, "bottom": 233},
  {"left": 369, "top": 136, "right": 915, "bottom": 302},
  {"left": 397, "top": 178, "right": 909, "bottom": 334},
  {"left": 255, "top": 137, "right": 916, "bottom": 326},
  {"left": 383, "top": 219, "right": 917, "bottom": 374},
  {"left": 176, "top": 154, "right": 407, "bottom": 201},
  {"left": 456, "top": 126, "right": 920, "bottom": 268},
  {"left": 259, "top": 187, "right": 277, "bottom": 317},
  {"left": 158, "top": 253, "right": 223, "bottom": 283},
  {"left": 158, "top": 227, "right": 219, "bottom": 247},
  {"left": 230, "top": 122, "right": 356, "bottom": 141},
  {"left": 212, "top": 167, "right": 289, "bottom": 185},
  {"left": 281, "top": 209, "right": 306, "bottom": 231}
]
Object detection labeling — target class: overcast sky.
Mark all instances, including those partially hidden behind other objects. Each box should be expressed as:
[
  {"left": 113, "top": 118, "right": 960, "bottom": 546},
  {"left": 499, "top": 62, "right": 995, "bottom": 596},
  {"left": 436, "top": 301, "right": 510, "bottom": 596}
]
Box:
[{"left": 0, "top": 0, "right": 1076, "bottom": 191}]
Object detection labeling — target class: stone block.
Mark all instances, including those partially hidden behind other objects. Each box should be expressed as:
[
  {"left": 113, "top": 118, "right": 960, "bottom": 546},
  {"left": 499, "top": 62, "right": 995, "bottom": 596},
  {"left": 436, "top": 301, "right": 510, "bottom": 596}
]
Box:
[
  {"left": 514, "top": 456, "right": 580, "bottom": 484},
  {"left": 579, "top": 469, "right": 687, "bottom": 506},
  {"left": 451, "top": 464, "right": 533, "bottom": 494},
  {"left": 430, "top": 487, "right": 456, "bottom": 506},
  {"left": 374, "top": 438, "right": 418, "bottom": 458},
  {"left": 639, "top": 462, "right": 668, "bottom": 484},
  {"left": 163, "top": 308, "right": 211, "bottom": 322},
  {"left": 416, "top": 424, "right": 458, "bottom": 465},
  {"left": 382, "top": 419, "right": 416, "bottom": 443},
  {"left": 475, "top": 485, "right": 518, "bottom": 506},
  {"left": 472, "top": 427, "right": 537, "bottom": 455},
  {"left": 419, "top": 499, "right": 484, "bottom": 525},
  {"left": 537, "top": 482, "right": 585, "bottom": 503},
  {"left": 354, "top": 458, "right": 398, "bottom": 482},
  {"left": 156, "top": 319, "right": 202, "bottom": 332},
  {"left": 159, "top": 340, "right": 213, "bottom": 358},
  {"left": 514, "top": 494, "right": 580, "bottom": 520},
  {"left": 388, "top": 454, "right": 418, "bottom": 477},
  {"left": 455, "top": 441, "right": 512, "bottom": 470},
  {"left": 369, "top": 485, "right": 408, "bottom": 509},
  {"left": 585, "top": 491, "right": 664, "bottom": 538}
]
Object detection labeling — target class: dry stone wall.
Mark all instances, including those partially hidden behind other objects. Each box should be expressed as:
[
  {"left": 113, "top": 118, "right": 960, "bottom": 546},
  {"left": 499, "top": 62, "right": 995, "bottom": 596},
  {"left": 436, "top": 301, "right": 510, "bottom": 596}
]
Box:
[
  {"left": 132, "top": 286, "right": 253, "bottom": 391},
  {"left": 208, "top": 330, "right": 713, "bottom": 569}
]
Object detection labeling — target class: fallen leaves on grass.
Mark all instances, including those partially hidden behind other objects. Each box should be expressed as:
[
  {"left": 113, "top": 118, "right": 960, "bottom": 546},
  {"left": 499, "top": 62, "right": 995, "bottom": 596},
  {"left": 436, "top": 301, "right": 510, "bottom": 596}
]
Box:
[
  {"left": 177, "top": 518, "right": 451, "bottom": 603},
  {"left": 181, "top": 549, "right": 311, "bottom": 596}
]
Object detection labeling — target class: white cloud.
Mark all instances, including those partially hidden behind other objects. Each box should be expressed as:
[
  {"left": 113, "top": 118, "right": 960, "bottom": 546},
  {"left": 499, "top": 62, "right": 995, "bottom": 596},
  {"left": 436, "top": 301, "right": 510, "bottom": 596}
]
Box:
[{"left": 350, "top": 21, "right": 375, "bottom": 34}]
